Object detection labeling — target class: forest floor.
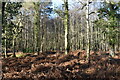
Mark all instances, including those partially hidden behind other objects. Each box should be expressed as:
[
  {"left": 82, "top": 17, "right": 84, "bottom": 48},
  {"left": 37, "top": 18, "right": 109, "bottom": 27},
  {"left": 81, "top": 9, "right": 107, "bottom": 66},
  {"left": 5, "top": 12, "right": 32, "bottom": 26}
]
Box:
[{"left": 2, "top": 50, "right": 120, "bottom": 80}]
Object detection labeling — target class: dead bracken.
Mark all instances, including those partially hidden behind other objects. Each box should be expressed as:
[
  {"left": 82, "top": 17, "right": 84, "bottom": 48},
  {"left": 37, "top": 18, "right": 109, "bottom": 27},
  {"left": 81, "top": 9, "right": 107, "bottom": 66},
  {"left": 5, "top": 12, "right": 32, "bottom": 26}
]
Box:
[{"left": 2, "top": 51, "right": 120, "bottom": 80}]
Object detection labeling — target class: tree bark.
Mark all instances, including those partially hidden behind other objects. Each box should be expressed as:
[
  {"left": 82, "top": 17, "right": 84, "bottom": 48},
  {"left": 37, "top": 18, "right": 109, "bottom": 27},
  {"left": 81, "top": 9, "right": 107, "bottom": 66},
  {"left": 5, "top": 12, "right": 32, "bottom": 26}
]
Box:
[
  {"left": 2, "top": 2, "right": 7, "bottom": 58},
  {"left": 86, "top": 0, "right": 90, "bottom": 62},
  {"left": 12, "top": 38, "right": 16, "bottom": 57},
  {"left": 64, "top": 0, "right": 69, "bottom": 54}
]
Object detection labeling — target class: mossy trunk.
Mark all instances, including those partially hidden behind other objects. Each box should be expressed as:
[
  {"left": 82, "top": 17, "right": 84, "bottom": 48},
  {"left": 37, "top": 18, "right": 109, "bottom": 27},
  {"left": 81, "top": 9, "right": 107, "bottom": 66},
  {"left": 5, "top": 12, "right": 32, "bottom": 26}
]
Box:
[{"left": 64, "top": 0, "right": 69, "bottom": 54}]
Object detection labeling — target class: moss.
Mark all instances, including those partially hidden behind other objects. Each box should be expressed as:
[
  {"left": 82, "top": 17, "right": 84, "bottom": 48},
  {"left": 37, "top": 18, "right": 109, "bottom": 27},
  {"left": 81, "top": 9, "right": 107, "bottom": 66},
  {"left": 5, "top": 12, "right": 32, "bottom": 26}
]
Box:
[{"left": 16, "top": 54, "right": 25, "bottom": 57}]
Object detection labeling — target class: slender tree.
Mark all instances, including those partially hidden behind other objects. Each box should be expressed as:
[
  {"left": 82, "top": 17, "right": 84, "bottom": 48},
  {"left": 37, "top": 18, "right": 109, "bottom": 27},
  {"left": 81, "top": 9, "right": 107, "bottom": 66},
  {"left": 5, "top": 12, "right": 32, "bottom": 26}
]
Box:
[
  {"left": 33, "top": 2, "right": 41, "bottom": 55},
  {"left": 2, "top": 2, "right": 7, "bottom": 58},
  {"left": 2, "top": 2, "right": 22, "bottom": 57},
  {"left": 86, "top": 0, "right": 90, "bottom": 61},
  {"left": 64, "top": 0, "right": 69, "bottom": 54}
]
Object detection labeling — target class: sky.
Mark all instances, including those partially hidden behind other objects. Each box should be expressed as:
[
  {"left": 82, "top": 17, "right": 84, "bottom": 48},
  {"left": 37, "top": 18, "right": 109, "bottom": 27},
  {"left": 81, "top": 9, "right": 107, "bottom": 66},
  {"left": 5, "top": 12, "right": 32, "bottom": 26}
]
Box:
[
  {"left": 52, "top": 0, "right": 74, "bottom": 9},
  {"left": 48, "top": 0, "right": 120, "bottom": 17},
  {"left": 52, "top": 0, "right": 63, "bottom": 7},
  {"left": 52, "top": 0, "right": 120, "bottom": 7}
]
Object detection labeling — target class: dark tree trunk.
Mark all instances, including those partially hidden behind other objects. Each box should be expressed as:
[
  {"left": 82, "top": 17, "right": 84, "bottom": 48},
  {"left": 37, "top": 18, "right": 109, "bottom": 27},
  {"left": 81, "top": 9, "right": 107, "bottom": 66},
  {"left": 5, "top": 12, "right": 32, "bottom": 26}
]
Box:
[
  {"left": 2, "top": 2, "right": 8, "bottom": 58},
  {"left": 13, "top": 38, "right": 16, "bottom": 57},
  {"left": 2, "top": 2, "right": 6, "bottom": 24}
]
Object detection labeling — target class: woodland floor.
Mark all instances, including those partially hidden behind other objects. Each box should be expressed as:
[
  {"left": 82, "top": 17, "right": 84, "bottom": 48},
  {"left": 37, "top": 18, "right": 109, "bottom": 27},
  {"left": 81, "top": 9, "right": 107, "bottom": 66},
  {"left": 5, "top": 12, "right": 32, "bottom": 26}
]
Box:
[{"left": 2, "top": 50, "right": 120, "bottom": 80}]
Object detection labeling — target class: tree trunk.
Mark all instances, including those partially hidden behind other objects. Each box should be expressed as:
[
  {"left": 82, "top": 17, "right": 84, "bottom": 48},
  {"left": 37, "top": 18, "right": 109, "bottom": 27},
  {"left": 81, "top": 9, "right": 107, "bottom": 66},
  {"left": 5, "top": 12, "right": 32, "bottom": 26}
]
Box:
[
  {"left": 86, "top": 0, "right": 90, "bottom": 62},
  {"left": 2, "top": 2, "right": 6, "bottom": 24},
  {"left": 12, "top": 38, "right": 16, "bottom": 57},
  {"left": 33, "top": 26, "right": 35, "bottom": 54},
  {"left": 64, "top": 0, "right": 69, "bottom": 54},
  {"left": 4, "top": 28, "right": 7, "bottom": 58},
  {"left": 2, "top": 2, "right": 7, "bottom": 58}
]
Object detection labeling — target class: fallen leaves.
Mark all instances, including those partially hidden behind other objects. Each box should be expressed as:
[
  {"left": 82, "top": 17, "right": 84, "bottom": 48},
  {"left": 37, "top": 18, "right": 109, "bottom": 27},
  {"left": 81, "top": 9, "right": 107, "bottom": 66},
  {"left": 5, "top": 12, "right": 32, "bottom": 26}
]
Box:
[
  {"left": 84, "top": 67, "right": 96, "bottom": 74},
  {"left": 2, "top": 50, "right": 120, "bottom": 79}
]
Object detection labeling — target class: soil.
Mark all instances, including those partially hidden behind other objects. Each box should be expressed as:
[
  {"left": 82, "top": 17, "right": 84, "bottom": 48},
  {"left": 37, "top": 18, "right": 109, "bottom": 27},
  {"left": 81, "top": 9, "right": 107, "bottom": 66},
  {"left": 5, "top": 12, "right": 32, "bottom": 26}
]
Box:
[{"left": 2, "top": 50, "right": 120, "bottom": 80}]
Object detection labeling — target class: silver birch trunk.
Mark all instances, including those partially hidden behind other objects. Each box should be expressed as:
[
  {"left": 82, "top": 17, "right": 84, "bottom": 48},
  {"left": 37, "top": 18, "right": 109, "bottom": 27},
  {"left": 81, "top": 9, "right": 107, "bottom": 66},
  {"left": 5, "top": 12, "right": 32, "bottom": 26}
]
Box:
[{"left": 86, "top": 0, "right": 90, "bottom": 61}]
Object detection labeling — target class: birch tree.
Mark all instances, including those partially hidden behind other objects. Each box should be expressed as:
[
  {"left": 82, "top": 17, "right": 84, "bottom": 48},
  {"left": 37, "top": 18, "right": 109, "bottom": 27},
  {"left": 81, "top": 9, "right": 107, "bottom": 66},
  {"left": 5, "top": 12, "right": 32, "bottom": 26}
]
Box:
[{"left": 86, "top": 0, "right": 90, "bottom": 61}]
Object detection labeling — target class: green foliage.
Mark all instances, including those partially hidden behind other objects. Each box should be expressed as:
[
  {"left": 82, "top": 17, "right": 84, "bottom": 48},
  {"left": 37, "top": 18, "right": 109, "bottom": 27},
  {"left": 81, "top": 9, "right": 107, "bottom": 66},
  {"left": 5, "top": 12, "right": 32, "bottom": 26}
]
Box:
[
  {"left": 2, "top": 2, "right": 22, "bottom": 53},
  {"left": 94, "top": 17, "right": 119, "bottom": 46},
  {"left": 23, "top": 48, "right": 33, "bottom": 53},
  {"left": 98, "top": 1, "right": 120, "bottom": 19},
  {"left": 94, "top": 1, "right": 120, "bottom": 46},
  {"left": 5, "top": 2, "right": 22, "bottom": 16},
  {"left": 2, "top": 2, "right": 22, "bottom": 34}
]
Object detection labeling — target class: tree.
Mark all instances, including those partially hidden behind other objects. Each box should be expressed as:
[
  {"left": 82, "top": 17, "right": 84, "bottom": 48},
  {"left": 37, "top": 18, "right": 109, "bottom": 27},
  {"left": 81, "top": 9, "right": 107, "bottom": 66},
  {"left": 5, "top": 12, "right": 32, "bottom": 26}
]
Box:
[
  {"left": 64, "top": 0, "right": 69, "bottom": 54},
  {"left": 33, "top": 2, "right": 41, "bottom": 55},
  {"left": 86, "top": 0, "right": 90, "bottom": 61},
  {"left": 2, "top": 2, "right": 7, "bottom": 58},
  {"left": 95, "top": 1, "right": 120, "bottom": 57},
  {"left": 2, "top": 2, "right": 22, "bottom": 57},
  {"left": 33, "top": 1, "right": 53, "bottom": 54}
]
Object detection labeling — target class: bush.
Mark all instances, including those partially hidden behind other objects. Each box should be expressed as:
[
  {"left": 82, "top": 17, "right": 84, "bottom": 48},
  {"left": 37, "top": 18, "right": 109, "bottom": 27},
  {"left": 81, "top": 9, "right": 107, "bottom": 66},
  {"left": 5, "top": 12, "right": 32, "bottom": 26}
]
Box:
[{"left": 23, "top": 48, "right": 33, "bottom": 53}]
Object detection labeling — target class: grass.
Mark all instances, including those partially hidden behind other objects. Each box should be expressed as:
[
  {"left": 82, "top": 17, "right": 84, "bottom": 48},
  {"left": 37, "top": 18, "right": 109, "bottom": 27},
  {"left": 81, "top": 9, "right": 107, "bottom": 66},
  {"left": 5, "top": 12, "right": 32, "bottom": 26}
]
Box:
[{"left": 16, "top": 54, "right": 25, "bottom": 57}]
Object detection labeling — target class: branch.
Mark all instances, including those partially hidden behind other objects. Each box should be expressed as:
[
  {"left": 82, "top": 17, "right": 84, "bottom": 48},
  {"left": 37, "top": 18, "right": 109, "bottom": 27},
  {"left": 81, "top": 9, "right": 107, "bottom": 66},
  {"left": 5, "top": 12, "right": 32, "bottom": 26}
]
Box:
[
  {"left": 76, "top": 0, "right": 92, "bottom": 11},
  {"left": 89, "top": 12, "right": 95, "bottom": 15}
]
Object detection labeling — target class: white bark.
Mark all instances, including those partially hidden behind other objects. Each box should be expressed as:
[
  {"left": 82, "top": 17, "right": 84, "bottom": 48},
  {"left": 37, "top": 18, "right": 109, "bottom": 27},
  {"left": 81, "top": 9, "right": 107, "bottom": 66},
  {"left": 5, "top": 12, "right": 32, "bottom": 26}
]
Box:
[{"left": 86, "top": 0, "right": 90, "bottom": 61}]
